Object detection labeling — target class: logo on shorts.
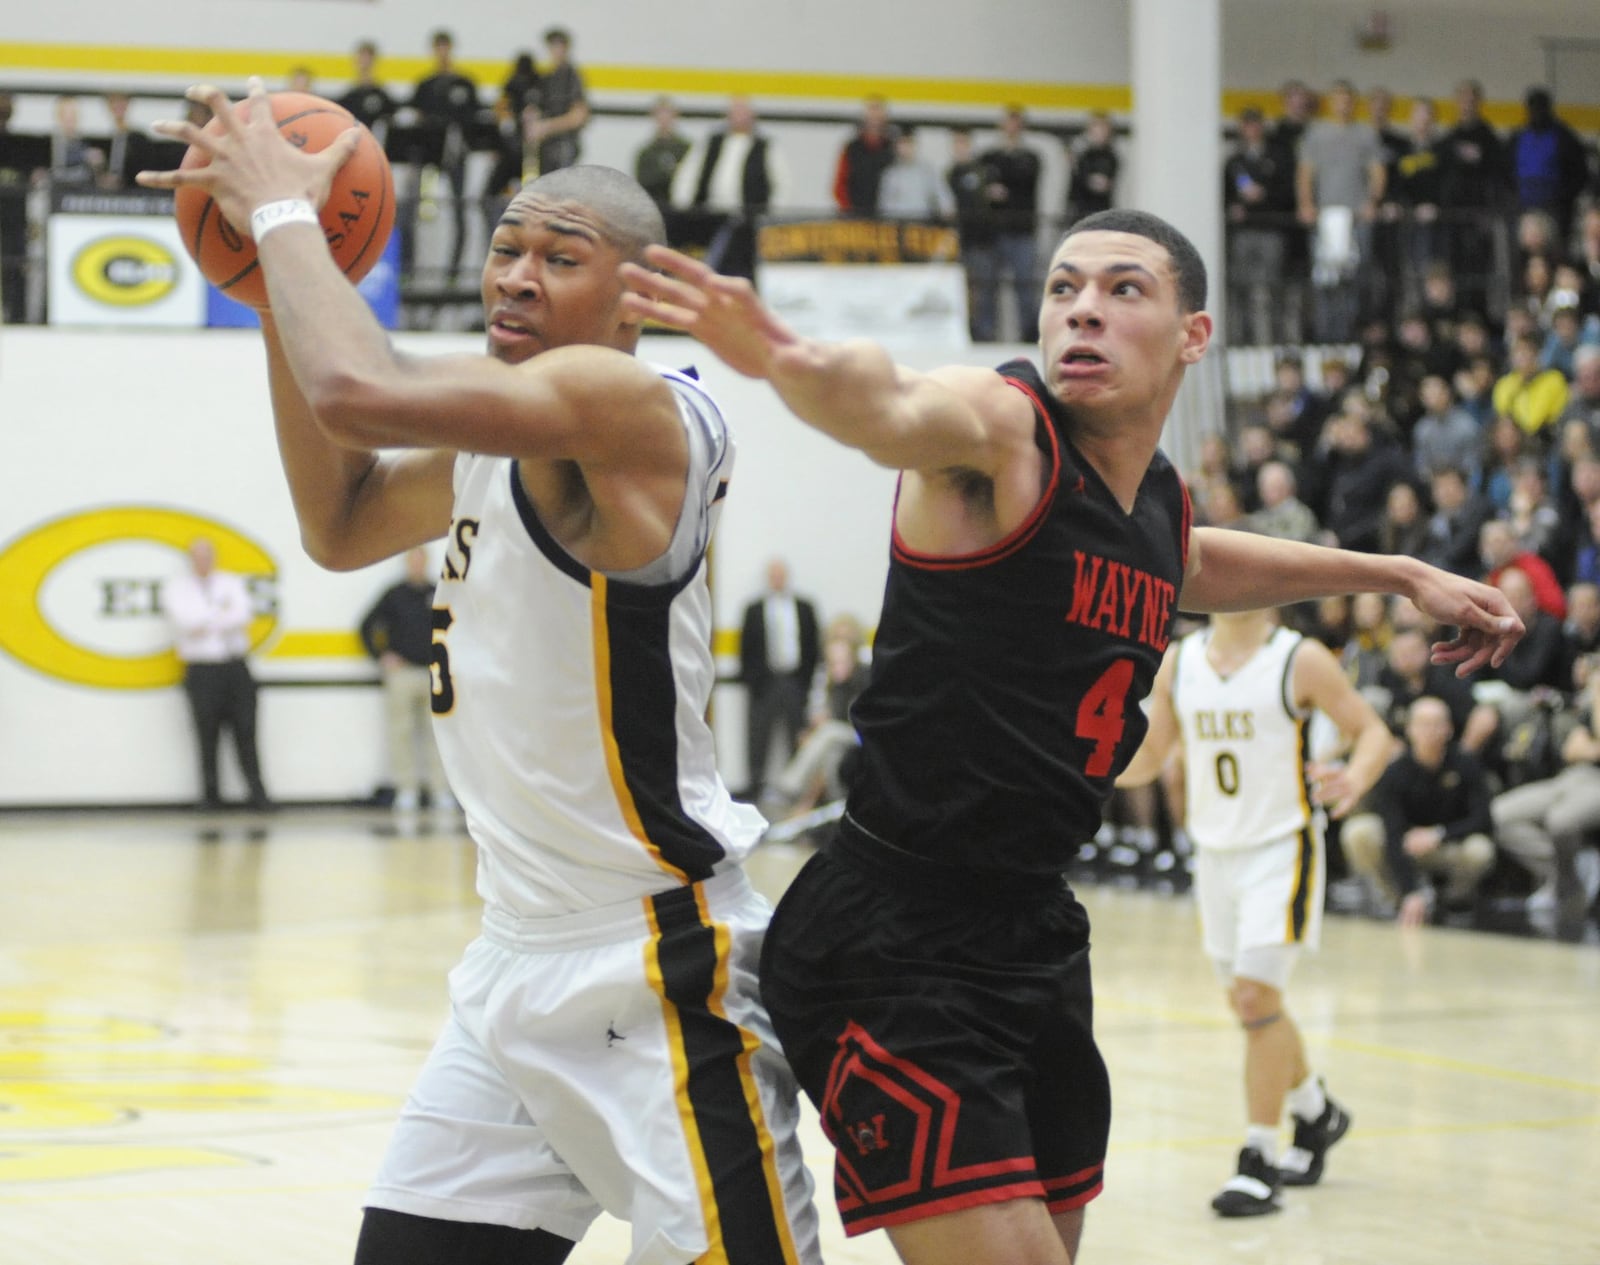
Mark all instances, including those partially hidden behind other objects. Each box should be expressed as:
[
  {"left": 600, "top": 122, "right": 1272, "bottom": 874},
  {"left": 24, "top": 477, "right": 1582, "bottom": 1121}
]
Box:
[{"left": 848, "top": 1113, "right": 889, "bottom": 1156}]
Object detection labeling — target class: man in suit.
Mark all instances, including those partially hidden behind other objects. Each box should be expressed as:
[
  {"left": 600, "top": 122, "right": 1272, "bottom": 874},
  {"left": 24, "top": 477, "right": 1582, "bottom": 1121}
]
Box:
[
  {"left": 670, "top": 95, "right": 787, "bottom": 280},
  {"left": 740, "top": 558, "right": 820, "bottom": 803}
]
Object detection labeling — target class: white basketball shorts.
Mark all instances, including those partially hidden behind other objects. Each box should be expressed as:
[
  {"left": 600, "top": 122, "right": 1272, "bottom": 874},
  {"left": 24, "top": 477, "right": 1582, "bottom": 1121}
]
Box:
[
  {"left": 366, "top": 868, "right": 822, "bottom": 1265},
  {"left": 1195, "top": 824, "right": 1325, "bottom": 990}
]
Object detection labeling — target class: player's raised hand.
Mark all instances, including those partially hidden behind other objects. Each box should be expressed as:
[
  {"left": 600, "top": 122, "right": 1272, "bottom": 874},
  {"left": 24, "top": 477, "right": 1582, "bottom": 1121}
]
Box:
[
  {"left": 136, "top": 77, "right": 362, "bottom": 235},
  {"left": 1409, "top": 566, "right": 1525, "bottom": 676},
  {"left": 620, "top": 245, "right": 802, "bottom": 382}
]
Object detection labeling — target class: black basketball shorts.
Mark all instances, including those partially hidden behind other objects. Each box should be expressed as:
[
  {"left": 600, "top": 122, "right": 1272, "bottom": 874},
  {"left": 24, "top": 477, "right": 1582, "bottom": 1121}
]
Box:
[{"left": 759, "top": 820, "right": 1111, "bottom": 1236}]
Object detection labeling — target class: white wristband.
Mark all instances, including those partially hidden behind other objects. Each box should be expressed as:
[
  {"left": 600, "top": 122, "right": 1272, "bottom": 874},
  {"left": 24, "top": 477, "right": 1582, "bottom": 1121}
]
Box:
[{"left": 249, "top": 198, "right": 319, "bottom": 243}]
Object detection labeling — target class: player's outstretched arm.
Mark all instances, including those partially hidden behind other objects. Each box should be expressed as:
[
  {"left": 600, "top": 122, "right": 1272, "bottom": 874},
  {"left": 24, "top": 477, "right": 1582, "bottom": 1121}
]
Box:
[
  {"left": 261, "top": 316, "right": 454, "bottom": 571},
  {"left": 620, "top": 245, "right": 1031, "bottom": 474},
  {"left": 1292, "top": 637, "right": 1397, "bottom": 819},
  {"left": 1181, "top": 528, "right": 1523, "bottom": 676}
]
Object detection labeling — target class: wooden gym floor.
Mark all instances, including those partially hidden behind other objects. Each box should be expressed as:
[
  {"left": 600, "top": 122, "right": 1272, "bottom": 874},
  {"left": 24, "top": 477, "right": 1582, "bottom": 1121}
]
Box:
[{"left": 1, "top": 808, "right": 1596, "bottom": 1265}]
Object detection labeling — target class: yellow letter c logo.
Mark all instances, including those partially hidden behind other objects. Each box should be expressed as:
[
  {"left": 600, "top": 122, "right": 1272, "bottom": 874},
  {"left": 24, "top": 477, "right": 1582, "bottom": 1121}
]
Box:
[{"left": 0, "top": 508, "right": 278, "bottom": 690}]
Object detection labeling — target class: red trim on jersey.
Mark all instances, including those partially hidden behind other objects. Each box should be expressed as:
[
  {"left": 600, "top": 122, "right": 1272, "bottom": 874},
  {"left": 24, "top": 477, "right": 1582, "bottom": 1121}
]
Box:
[
  {"left": 1042, "top": 1162, "right": 1104, "bottom": 1192},
  {"left": 1045, "top": 1178, "right": 1105, "bottom": 1212},
  {"left": 888, "top": 377, "right": 1063, "bottom": 572},
  {"left": 1178, "top": 475, "right": 1193, "bottom": 572},
  {"left": 1042, "top": 1162, "right": 1105, "bottom": 1210},
  {"left": 841, "top": 1180, "right": 1050, "bottom": 1237}
]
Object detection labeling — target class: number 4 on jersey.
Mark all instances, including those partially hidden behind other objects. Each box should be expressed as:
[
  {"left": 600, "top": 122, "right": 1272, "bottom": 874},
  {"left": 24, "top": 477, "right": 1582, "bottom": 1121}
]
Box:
[{"left": 1076, "top": 658, "right": 1134, "bottom": 777}]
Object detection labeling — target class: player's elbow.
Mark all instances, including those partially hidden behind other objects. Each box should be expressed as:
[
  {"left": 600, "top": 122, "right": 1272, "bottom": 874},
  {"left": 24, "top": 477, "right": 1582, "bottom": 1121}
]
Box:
[
  {"left": 297, "top": 525, "right": 367, "bottom": 573},
  {"left": 305, "top": 371, "right": 398, "bottom": 448}
]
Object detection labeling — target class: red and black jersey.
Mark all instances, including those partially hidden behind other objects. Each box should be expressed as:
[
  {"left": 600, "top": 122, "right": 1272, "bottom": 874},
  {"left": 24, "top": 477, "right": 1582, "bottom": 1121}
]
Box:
[{"left": 845, "top": 358, "right": 1191, "bottom": 876}]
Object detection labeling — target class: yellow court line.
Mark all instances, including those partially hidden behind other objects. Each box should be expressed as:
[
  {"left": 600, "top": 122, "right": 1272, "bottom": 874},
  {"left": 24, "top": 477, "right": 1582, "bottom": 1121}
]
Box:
[
  {"left": 1114, "top": 1112, "right": 1600, "bottom": 1153},
  {"left": 1097, "top": 995, "right": 1600, "bottom": 1097},
  {"left": 1323, "top": 1034, "right": 1600, "bottom": 1097},
  {"left": 0, "top": 1179, "right": 373, "bottom": 1206}
]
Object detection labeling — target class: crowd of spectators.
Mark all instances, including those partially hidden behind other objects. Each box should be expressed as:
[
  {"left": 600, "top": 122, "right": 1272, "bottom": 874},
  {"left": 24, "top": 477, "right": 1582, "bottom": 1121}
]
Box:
[
  {"left": 1188, "top": 239, "right": 1600, "bottom": 936},
  {"left": 1224, "top": 77, "right": 1599, "bottom": 348},
  {"left": 9, "top": 46, "right": 1595, "bottom": 344}
]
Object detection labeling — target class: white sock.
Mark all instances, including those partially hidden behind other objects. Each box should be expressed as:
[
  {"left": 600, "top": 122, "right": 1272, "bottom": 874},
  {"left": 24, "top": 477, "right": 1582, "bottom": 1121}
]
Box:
[
  {"left": 1246, "top": 1125, "right": 1279, "bottom": 1165},
  {"left": 1287, "top": 1074, "right": 1326, "bottom": 1122}
]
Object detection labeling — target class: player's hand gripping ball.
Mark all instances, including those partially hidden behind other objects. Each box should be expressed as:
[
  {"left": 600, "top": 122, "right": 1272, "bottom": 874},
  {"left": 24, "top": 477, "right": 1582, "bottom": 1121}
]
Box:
[{"left": 173, "top": 91, "right": 395, "bottom": 309}]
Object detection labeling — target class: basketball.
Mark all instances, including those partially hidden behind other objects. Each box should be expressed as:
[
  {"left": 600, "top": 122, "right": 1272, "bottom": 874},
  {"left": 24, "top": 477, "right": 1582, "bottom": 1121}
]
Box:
[{"left": 173, "top": 91, "right": 396, "bottom": 309}]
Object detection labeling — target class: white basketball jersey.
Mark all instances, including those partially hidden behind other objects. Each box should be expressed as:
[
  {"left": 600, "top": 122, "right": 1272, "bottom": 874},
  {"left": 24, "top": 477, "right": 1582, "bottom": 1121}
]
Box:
[
  {"left": 1172, "top": 624, "right": 1315, "bottom": 852},
  {"left": 430, "top": 367, "right": 765, "bottom": 918}
]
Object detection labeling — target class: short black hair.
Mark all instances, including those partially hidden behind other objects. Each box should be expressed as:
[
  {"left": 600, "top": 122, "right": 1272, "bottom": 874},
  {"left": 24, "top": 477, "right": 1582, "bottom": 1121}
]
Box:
[
  {"left": 1060, "top": 208, "right": 1208, "bottom": 313},
  {"left": 521, "top": 165, "right": 665, "bottom": 262}
]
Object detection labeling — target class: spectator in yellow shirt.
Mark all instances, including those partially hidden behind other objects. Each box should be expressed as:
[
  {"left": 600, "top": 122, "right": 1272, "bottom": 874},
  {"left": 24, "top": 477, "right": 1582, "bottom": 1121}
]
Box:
[{"left": 1494, "top": 330, "right": 1570, "bottom": 441}]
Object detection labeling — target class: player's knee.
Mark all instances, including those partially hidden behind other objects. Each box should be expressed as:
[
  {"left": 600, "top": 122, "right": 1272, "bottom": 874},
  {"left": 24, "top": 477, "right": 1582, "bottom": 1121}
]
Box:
[{"left": 1229, "top": 978, "right": 1281, "bottom": 1027}]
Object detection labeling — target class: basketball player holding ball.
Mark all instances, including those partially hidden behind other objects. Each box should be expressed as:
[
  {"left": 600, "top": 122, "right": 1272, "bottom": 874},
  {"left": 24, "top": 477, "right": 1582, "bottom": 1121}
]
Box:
[
  {"left": 168, "top": 89, "right": 395, "bottom": 309},
  {"left": 139, "top": 78, "right": 822, "bottom": 1265}
]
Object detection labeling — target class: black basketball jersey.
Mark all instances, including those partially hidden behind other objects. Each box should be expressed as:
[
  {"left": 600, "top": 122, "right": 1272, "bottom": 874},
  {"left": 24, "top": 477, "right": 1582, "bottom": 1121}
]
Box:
[{"left": 845, "top": 359, "right": 1191, "bottom": 876}]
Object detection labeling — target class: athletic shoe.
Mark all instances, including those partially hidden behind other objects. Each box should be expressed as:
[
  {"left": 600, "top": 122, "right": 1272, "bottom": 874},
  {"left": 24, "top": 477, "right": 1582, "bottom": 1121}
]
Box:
[
  {"left": 1280, "top": 1093, "right": 1352, "bottom": 1187},
  {"left": 1210, "top": 1146, "right": 1282, "bottom": 1217}
]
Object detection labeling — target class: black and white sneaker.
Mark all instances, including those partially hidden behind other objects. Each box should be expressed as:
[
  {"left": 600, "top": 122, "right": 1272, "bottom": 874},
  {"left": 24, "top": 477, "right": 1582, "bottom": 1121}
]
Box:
[
  {"left": 1210, "top": 1146, "right": 1282, "bottom": 1217},
  {"left": 1280, "top": 1094, "right": 1352, "bottom": 1187}
]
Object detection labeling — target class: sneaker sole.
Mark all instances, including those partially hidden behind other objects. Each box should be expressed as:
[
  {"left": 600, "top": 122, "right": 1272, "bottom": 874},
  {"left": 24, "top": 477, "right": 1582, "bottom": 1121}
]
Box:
[
  {"left": 1281, "top": 1109, "right": 1352, "bottom": 1187},
  {"left": 1211, "top": 1195, "right": 1282, "bottom": 1217}
]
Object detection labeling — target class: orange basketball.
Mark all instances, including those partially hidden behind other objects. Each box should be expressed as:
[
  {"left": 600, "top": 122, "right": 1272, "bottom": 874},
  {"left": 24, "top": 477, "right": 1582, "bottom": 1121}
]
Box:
[{"left": 173, "top": 91, "right": 396, "bottom": 309}]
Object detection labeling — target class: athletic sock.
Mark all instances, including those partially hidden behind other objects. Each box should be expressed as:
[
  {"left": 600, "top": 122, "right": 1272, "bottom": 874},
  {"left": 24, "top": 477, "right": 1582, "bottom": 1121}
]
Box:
[
  {"left": 1246, "top": 1124, "right": 1279, "bottom": 1166},
  {"left": 1287, "top": 1074, "right": 1326, "bottom": 1122}
]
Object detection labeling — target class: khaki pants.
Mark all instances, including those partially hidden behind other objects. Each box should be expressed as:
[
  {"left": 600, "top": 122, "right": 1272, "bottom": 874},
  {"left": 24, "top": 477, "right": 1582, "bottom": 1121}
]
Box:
[
  {"left": 1340, "top": 813, "right": 1495, "bottom": 904},
  {"left": 383, "top": 663, "right": 449, "bottom": 801}
]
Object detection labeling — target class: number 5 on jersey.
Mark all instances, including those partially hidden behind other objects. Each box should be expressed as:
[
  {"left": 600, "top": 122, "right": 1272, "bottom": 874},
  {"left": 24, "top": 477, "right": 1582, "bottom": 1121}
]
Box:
[{"left": 430, "top": 606, "right": 455, "bottom": 714}]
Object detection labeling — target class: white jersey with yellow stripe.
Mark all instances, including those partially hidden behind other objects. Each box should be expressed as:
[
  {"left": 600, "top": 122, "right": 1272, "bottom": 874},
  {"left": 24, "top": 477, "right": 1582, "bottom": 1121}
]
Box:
[
  {"left": 430, "top": 366, "right": 765, "bottom": 918},
  {"left": 1173, "top": 624, "right": 1316, "bottom": 852}
]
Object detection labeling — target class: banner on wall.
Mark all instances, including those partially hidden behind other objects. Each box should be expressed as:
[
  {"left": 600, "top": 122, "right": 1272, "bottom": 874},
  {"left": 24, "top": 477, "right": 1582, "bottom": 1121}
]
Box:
[
  {"left": 755, "top": 219, "right": 968, "bottom": 349},
  {"left": 46, "top": 191, "right": 206, "bottom": 327},
  {"left": 759, "top": 218, "right": 961, "bottom": 265},
  {"left": 760, "top": 262, "right": 969, "bottom": 350}
]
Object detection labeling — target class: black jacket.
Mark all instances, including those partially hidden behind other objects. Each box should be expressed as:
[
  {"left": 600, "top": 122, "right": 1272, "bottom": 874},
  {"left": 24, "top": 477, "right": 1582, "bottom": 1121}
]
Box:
[{"left": 739, "top": 594, "right": 820, "bottom": 689}]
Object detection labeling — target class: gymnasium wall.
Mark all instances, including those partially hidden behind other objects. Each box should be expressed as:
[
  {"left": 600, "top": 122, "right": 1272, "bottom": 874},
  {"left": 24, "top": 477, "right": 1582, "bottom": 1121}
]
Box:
[
  {"left": 0, "top": 326, "right": 982, "bottom": 807},
  {"left": 4, "top": 1, "right": 1600, "bottom": 806}
]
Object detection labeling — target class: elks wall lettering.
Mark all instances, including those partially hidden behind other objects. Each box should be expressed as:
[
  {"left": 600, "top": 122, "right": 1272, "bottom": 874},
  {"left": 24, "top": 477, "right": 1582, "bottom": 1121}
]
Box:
[{"left": 0, "top": 507, "right": 278, "bottom": 690}]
